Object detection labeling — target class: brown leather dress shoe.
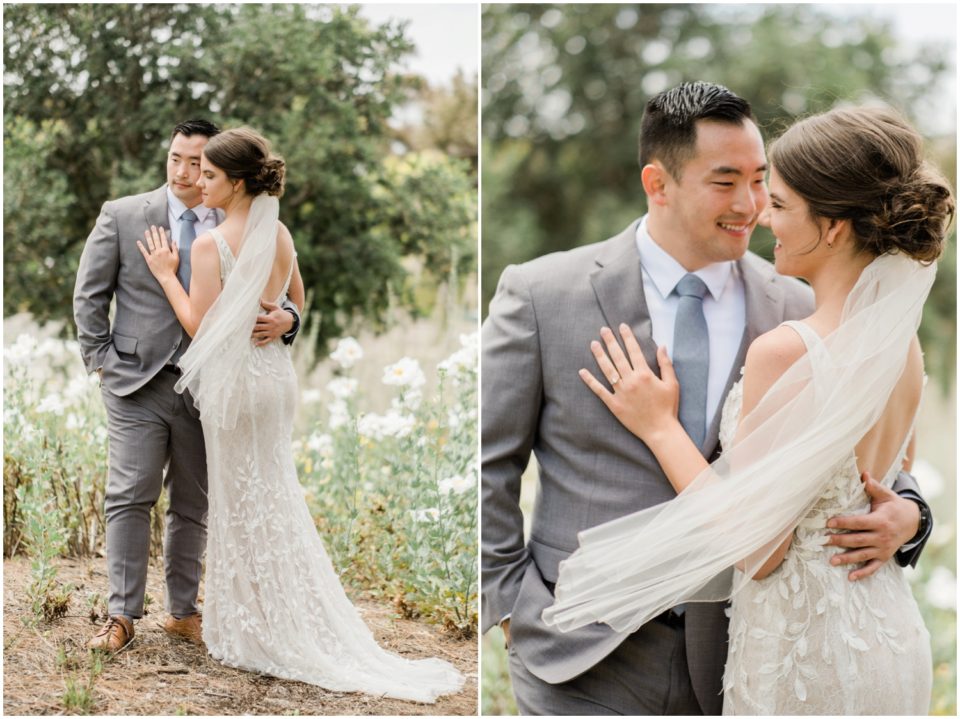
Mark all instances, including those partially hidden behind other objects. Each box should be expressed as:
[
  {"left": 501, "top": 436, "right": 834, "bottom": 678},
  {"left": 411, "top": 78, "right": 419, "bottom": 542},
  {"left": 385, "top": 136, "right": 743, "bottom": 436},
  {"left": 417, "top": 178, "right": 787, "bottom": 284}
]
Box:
[
  {"left": 88, "top": 615, "right": 134, "bottom": 652},
  {"left": 163, "top": 613, "right": 203, "bottom": 646}
]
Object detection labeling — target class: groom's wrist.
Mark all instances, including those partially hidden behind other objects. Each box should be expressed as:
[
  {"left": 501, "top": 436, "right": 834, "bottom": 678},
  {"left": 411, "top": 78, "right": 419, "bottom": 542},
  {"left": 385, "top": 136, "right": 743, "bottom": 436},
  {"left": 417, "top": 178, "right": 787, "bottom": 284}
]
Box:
[
  {"left": 281, "top": 307, "right": 299, "bottom": 345},
  {"left": 901, "top": 496, "right": 929, "bottom": 547}
]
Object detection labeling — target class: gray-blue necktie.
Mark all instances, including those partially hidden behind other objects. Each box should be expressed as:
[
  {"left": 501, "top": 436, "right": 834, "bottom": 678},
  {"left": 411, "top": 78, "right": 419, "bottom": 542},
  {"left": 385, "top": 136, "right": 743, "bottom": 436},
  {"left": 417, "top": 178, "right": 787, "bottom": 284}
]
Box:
[
  {"left": 177, "top": 208, "right": 198, "bottom": 291},
  {"left": 672, "top": 273, "right": 710, "bottom": 449}
]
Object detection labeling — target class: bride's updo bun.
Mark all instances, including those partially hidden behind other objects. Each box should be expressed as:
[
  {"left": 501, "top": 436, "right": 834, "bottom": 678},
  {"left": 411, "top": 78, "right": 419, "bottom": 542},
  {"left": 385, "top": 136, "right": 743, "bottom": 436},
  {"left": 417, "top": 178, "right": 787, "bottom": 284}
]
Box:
[
  {"left": 203, "top": 127, "right": 286, "bottom": 198},
  {"left": 769, "top": 106, "right": 954, "bottom": 263}
]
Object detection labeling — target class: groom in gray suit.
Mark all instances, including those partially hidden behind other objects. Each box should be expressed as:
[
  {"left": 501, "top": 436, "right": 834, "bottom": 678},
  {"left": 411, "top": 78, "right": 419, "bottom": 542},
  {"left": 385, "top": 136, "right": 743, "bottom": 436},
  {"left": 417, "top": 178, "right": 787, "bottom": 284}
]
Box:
[
  {"left": 74, "top": 119, "right": 300, "bottom": 652},
  {"left": 481, "top": 82, "right": 932, "bottom": 714}
]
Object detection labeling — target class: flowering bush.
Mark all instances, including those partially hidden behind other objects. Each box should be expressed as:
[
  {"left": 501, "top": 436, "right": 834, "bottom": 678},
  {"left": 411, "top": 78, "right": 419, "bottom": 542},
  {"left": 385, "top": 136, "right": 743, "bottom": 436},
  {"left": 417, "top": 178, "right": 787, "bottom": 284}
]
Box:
[
  {"left": 4, "top": 323, "right": 478, "bottom": 635},
  {"left": 296, "top": 332, "right": 478, "bottom": 635}
]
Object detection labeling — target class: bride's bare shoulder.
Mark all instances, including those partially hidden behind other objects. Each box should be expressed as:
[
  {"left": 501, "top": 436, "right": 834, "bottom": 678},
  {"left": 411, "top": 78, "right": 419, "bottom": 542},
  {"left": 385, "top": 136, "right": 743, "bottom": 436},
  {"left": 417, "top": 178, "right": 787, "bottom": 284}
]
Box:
[
  {"left": 740, "top": 325, "right": 808, "bottom": 413},
  {"left": 274, "top": 221, "right": 295, "bottom": 256}
]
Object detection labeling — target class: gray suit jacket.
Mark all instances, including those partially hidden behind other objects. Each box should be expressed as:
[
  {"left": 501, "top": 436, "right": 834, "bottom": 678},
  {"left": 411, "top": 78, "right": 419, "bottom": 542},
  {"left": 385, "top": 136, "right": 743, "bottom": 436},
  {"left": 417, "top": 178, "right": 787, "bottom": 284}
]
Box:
[
  {"left": 481, "top": 220, "right": 814, "bottom": 714},
  {"left": 74, "top": 185, "right": 301, "bottom": 396},
  {"left": 74, "top": 185, "right": 196, "bottom": 396}
]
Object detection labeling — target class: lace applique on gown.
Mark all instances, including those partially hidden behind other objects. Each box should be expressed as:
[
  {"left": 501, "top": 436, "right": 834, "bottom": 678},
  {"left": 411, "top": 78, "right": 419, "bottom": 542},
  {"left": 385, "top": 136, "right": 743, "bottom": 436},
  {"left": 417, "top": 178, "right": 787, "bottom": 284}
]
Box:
[
  {"left": 718, "top": 320, "right": 931, "bottom": 715},
  {"left": 200, "top": 229, "right": 464, "bottom": 702}
]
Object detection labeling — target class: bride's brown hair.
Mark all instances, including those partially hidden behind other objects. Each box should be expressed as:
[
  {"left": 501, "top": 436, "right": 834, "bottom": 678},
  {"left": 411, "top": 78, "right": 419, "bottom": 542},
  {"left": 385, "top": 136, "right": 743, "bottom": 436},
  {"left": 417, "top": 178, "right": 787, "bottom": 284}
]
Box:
[
  {"left": 769, "top": 105, "right": 954, "bottom": 263},
  {"left": 203, "top": 127, "right": 285, "bottom": 198}
]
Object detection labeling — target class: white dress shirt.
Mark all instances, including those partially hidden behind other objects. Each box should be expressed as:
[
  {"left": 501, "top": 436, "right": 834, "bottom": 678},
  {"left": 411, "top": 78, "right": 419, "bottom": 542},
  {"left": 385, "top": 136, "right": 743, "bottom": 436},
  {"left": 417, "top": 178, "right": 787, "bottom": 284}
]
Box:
[
  {"left": 165, "top": 187, "right": 220, "bottom": 249},
  {"left": 636, "top": 216, "right": 746, "bottom": 427}
]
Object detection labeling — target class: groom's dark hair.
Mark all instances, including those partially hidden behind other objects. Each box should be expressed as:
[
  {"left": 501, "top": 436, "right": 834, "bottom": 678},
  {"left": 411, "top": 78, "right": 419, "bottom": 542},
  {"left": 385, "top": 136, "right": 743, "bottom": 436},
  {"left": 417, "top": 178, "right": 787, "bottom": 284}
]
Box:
[
  {"left": 639, "top": 81, "right": 754, "bottom": 180},
  {"left": 170, "top": 119, "right": 221, "bottom": 140}
]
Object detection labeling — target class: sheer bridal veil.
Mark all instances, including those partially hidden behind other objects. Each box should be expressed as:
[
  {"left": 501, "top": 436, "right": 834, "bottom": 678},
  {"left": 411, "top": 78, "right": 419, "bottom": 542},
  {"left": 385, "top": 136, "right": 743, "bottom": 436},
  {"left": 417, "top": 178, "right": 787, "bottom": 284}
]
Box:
[
  {"left": 543, "top": 253, "right": 935, "bottom": 634},
  {"left": 175, "top": 194, "right": 280, "bottom": 430}
]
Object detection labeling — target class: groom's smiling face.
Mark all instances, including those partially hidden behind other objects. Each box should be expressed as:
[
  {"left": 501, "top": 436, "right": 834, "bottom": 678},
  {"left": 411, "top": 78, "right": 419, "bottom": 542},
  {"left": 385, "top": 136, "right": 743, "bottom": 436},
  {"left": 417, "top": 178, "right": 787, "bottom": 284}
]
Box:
[
  {"left": 653, "top": 119, "right": 768, "bottom": 270},
  {"left": 166, "top": 132, "right": 210, "bottom": 208}
]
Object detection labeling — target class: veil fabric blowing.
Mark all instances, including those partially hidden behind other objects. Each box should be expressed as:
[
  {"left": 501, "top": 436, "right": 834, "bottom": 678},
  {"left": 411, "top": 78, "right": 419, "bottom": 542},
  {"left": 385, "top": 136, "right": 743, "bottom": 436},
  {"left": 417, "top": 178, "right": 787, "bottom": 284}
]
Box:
[
  {"left": 542, "top": 253, "right": 935, "bottom": 634},
  {"left": 175, "top": 194, "right": 279, "bottom": 429}
]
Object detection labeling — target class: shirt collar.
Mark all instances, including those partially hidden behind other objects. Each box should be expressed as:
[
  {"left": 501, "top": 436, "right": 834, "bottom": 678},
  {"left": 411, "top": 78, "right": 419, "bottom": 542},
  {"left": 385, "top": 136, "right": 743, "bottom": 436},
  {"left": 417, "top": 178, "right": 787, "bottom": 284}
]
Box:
[
  {"left": 165, "top": 186, "right": 215, "bottom": 223},
  {"left": 636, "top": 215, "right": 733, "bottom": 301}
]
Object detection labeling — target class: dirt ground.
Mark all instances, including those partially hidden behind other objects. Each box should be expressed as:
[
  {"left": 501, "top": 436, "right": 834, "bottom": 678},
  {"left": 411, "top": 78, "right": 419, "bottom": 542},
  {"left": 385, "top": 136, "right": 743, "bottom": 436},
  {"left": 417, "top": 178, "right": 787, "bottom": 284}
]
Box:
[{"left": 3, "top": 556, "right": 477, "bottom": 715}]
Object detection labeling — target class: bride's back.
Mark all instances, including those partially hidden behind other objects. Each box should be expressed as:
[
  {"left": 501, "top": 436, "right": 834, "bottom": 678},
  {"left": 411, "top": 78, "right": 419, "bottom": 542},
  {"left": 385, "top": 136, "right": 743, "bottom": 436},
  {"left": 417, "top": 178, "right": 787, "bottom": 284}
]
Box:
[
  {"left": 855, "top": 335, "right": 924, "bottom": 477},
  {"left": 216, "top": 219, "right": 296, "bottom": 303},
  {"left": 261, "top": 222, "right": 296, "bottom": 302}
]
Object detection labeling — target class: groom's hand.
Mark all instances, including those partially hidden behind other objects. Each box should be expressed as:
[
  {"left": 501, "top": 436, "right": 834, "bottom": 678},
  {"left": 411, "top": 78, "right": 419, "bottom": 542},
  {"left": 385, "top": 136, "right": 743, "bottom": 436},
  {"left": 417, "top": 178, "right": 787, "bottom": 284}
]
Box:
[
  {"left": 825, "top": 472, "right": 921, "bottom": 581},
  {"left": 252, "top": 301, "right": 294, "bottom": 346}
]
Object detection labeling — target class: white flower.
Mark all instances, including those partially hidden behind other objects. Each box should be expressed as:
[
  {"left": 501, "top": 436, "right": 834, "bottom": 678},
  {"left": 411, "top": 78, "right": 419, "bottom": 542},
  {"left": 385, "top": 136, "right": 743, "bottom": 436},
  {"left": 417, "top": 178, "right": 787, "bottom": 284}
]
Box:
[
  {"left": 302, "top": 388, "right": 323, "bottom": 404},
  {"left": 382, "top": 357, "right": 425, "bottom": 388},
  {"left": 328, "top": 400, "right": 351, "bottom": 429},
  {"left": 925, "top": 566, "right": 957, "bottom": 611},
  {"left": 439, "top": 332, "right": 479, "bottom": 378},
  {"left": 357, "top": 410, "right": 415, "bottom": 440},
  {"left": 410, "top": 507, "right": 440, "bottom": 523},
  {"left": 94, "top": 426, "right": 108, "bottom": 442},
  {"left": 64, "top": 373, "right": 95, "bottom": 403},
  {"left": 4, "top": 334, "right": 38, "bottom": 364},
  {"left": 37, "top": 337, "right": 66, "bottom": 361},
  {"left": 307, "top": 432, "right": 333, "bottom": 456},
  {"left": 330, "top": 337, "right": 363, "bottom": 369},
  {"left": 21, "top": 422, "right": 37, "bottom": 440},
  {"left": 438, "top": 474, "right": 475, "bottom": 496},
  {"left": 911, "top": 458, "right": 943, "bottom": 499},
  {"left": 326, "top": 377, "right": 358, "bottom": 400},
  {"left": 65, "top": 413, "right": 83, "bottom": 431},
  {"left": 37, "top": 393, "right": 66, "bottom": 415},
  {"left": 447, "top": 409, "right": 462, "bottom": 428},
  {"left": 392, "top": 387, "right": 422, "bottom": 411}
]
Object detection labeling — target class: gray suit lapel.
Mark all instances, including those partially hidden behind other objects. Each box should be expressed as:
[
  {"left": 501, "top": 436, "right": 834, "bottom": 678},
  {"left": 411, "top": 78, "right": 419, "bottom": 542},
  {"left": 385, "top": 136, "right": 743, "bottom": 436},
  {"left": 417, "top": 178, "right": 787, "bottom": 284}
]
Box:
[
  {"left": 589, "top": 220, "right": 660, "bottom": 371},
  {"left": 704, "top": 252, "right": 785, "bottom": 453},
  {"left": 143, "top": 185, "right": 171, "bottom": 231}
]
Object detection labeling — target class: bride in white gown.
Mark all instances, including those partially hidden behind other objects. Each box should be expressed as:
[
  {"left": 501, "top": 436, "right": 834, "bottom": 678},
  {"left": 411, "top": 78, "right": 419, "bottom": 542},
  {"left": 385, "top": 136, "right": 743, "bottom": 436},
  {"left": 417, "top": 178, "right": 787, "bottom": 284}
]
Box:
[
  {"left": 543, "top": 106, "right": 953, "bottom": 714},
  {"left": 139, "top": 128, "right": 463, "bottom": 702}
]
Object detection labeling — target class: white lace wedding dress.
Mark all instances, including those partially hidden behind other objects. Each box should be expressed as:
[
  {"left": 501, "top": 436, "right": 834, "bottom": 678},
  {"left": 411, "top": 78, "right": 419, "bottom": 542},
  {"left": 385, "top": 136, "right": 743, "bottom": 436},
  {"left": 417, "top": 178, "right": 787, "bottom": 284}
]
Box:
[
  {"left": 719, "top": 321, "right": 931, "bottom": 715},
  {"left": 197, "top": 227, "right": 464, "bottom": 702}
]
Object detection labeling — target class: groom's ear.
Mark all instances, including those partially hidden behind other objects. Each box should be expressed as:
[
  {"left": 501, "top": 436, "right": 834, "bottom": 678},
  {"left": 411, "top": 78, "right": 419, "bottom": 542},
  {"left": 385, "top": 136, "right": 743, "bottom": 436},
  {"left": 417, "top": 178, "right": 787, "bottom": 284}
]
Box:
[{"left": 641, "top": 162, "right": 669, "bottom": 206}]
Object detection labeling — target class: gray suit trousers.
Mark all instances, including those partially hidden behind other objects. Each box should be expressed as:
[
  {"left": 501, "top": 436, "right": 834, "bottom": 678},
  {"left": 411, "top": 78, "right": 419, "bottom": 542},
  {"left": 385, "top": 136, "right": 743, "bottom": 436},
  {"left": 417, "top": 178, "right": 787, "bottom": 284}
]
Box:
[
  {"left": 509, "top": 616, "right": 703, "bottom": 716},
  {"left": 101, "top": 369, "right": 207, "bottom": 618}
]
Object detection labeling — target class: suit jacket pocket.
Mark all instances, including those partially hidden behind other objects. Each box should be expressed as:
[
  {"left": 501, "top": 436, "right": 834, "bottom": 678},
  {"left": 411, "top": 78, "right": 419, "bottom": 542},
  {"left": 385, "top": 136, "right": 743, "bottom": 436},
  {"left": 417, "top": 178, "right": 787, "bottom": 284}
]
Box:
[{"left": 112, "top": 332, "right": 138, "bottom": 359}]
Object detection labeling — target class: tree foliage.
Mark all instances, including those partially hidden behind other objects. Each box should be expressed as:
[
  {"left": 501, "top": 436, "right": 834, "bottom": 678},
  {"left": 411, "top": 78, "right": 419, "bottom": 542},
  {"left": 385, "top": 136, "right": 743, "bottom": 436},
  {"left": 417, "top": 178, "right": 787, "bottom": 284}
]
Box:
[
  {"left": 4, "top": 4, "right": 476, "bottom": 351},
  {"left": 481, "top": 3, "right": 955, "bottom": 390},
  {"left": 393, "top": 71, "right": 479, "bottom": 175}
]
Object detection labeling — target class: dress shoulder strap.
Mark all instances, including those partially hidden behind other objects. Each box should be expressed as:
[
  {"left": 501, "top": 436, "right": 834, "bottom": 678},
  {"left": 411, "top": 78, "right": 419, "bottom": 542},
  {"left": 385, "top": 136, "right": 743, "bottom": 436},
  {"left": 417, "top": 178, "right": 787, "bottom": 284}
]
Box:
[
  {"left": 779, "top": 320, "right": 820, "bottom": 351},
  {"left": 208, "top": 228, "right": 234, "bottom": 261}
]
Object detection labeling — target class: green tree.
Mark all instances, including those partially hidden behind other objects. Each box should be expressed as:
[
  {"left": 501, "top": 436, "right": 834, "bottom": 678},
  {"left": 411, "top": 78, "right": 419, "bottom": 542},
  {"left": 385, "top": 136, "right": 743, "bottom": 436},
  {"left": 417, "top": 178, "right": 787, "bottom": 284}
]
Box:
[
  {"left": 3, "top": 4, "right": 476, "bottom": 351},
  {"left": 393, "top": 71, "right": 479, "bottom": 175}
]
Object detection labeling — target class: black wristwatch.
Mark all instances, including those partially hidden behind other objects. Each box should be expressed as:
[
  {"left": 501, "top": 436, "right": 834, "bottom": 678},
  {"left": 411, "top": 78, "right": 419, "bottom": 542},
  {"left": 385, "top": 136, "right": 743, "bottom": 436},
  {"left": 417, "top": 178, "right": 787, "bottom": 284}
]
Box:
[
  {"left": 907, "top": 500, "right": 932, "bottom": 546},
  {"left": 281, "top": 307, "right": 300, "bottom": 346}
]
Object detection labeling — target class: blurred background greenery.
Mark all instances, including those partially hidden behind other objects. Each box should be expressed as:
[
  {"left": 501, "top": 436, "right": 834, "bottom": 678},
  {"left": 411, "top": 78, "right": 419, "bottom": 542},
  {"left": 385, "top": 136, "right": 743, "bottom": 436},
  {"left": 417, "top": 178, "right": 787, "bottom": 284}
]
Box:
[
  {"left": 481, "top": 3, "right": 956, "bottom": 715},
  {"left": 4, "top": 3, "right": 478, "bottom": 353}
]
